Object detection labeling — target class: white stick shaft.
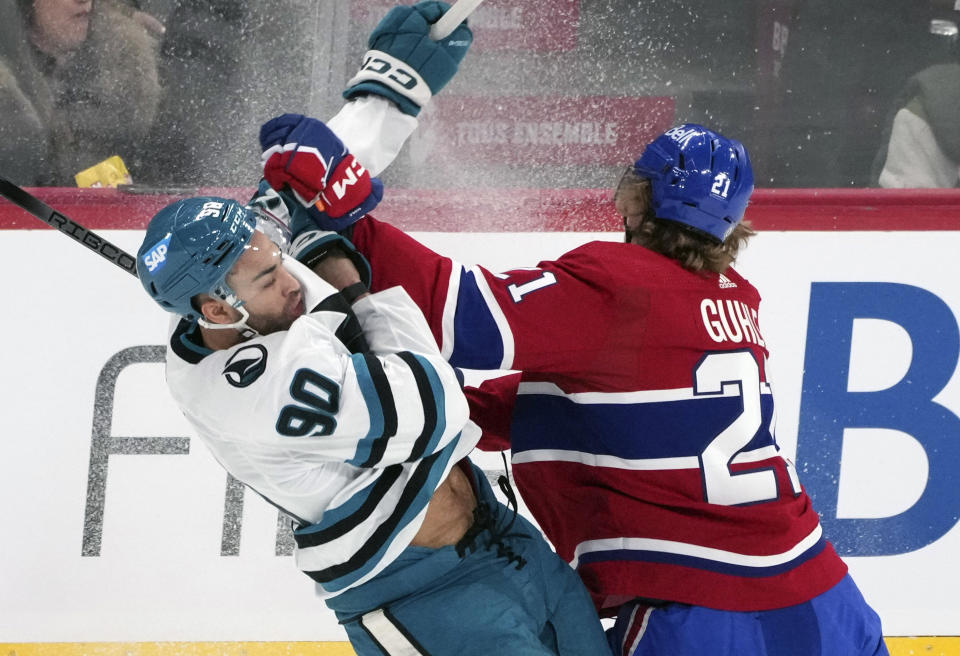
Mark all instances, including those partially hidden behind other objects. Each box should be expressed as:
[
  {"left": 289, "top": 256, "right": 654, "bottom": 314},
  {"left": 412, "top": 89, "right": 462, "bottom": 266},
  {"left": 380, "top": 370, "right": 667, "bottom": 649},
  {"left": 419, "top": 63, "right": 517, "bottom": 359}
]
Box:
[{"left": 429, "top": 0, "right": 486, "bottom": 40}]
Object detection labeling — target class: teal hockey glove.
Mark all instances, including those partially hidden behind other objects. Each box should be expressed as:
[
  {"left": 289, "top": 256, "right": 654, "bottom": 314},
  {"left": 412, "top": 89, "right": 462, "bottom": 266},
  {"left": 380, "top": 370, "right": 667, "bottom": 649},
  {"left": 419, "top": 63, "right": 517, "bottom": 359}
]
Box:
[{"left": 343, "top": 1, "right": 473, "bottom": 116}]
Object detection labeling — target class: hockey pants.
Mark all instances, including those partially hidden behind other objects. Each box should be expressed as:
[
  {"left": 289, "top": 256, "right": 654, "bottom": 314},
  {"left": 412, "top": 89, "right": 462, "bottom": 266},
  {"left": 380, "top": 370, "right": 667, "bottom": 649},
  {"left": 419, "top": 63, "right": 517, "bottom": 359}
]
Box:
[{"left": 325, "top": 461, "right": 609, "bottom": 655}]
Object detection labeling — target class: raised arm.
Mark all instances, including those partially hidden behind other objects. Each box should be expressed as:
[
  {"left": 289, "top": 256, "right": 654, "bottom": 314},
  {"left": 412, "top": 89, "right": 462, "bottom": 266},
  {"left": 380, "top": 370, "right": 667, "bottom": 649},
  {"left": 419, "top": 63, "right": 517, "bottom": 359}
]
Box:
[
  {"left": 349, "top": 216, "right": 631, "bottom": 376},
  {"left": 256, "top": 0, "right": 473, "bottom": 231}
]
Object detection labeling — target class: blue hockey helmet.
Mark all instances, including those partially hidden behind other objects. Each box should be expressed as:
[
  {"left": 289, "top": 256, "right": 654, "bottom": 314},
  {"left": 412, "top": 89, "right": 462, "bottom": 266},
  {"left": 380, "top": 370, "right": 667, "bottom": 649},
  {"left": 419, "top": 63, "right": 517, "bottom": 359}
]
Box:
[
  {"left": 633, "top": 124, "right": 754, "bottom": 243},
  {"left": 137, "top": 197, "right": 256, "bottom": 319}
]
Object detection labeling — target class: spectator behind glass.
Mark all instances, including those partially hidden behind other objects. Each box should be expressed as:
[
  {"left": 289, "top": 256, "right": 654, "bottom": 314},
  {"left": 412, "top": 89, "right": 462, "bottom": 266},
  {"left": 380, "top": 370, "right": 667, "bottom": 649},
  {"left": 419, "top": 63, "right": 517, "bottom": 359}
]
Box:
[
  {"left": 141, "top": 0, "right": 250, "bottom": 187},
  {"left": 875, "top": 1, "right": 960, "bottom": 188},
  {"left": 141, "top": 1, "right": 321, "bottom": 187},
  {"left": 0, "top": 0, "right": 161, "bottom": 185},
  {"left": 758, "top": 0, "right": 930, "bottom": 187}
]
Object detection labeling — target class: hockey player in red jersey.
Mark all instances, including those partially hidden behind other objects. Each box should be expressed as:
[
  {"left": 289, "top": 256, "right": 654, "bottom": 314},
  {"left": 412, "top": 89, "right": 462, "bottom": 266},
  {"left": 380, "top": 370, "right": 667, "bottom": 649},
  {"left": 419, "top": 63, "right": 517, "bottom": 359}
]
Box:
[{"left": 259, "top": 117, "right": 888, "bottom": 653}]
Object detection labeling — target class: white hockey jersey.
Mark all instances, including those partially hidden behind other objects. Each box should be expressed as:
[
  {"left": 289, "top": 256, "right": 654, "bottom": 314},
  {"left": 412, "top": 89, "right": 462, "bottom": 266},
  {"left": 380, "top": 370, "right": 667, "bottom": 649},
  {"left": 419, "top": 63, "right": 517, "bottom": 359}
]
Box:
[{"left": 165, "top": 258, "right": 478, "bottom": 597}]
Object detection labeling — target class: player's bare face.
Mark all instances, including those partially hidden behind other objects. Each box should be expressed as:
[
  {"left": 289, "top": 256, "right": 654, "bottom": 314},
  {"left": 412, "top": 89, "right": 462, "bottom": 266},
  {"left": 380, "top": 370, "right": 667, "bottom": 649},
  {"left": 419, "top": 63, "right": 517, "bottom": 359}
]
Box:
[{"left": 229, "top": 231, "right": 304, "bottom": 335}]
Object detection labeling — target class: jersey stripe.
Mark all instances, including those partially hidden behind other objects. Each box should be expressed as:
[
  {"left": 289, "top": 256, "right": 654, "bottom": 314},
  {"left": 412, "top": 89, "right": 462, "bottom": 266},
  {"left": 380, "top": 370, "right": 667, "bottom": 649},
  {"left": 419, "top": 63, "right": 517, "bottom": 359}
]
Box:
[
  {"left": 312, "top": 293, "right": 368, "bottom": 355},
  {"left": 294, "top": 466, "right": 404, "bottom": 549},
  {"left": 517, "top": 381, "right": 773, "bottom": 403},
  {"left": 510, "top": 392, "right": 776, "bottom": 460},
  {"left": 513, "top": 450, "right": 699, "bottom": 470},
  {"left": 439, "top": 260, "right": 462, "bottom": 360},
  {"left": 359, "top": 608, "right": 431, "bottom": 655},
  {"left": 570, "top": 524, "right": 825, "bottom": 576},
  {"left": 303, "top": 439, "right": 461, "bottom": 591},
  {"left": 350, "top": 354, "right": 399, "bottom": 467},
  {"left": 469, "top": 266, "right": 515, "bottom": 369},
  {"left": 513, "top": 444, "right": 783, "bottom": 470},
  {"left": 395, "top": 352, "right": 445, "bottom": 462},
  {"left": 622, "top": 605, "right": 653, "bottom": 656},
  {"left": 448, "top": 269, "right": 504, "bottom": 369}
]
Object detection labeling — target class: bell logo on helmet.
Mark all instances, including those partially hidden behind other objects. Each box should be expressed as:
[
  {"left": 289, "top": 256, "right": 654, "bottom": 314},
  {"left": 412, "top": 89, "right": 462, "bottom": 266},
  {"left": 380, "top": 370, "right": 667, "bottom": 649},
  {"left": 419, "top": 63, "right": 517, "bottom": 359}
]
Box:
[
  {"left": 142, "top": 234, "right": 172, "bottom": 273},
  {"left": 664, "top": 125, "right": 700, "bottom": 149}
]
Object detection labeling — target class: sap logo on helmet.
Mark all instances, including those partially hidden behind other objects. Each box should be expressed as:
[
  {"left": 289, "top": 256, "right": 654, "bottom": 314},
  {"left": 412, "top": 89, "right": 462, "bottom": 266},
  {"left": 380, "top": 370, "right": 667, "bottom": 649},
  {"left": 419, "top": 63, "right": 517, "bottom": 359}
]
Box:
[
  {"left": 142, "top": 234, "right": 172, "bottom": 273},
  {"left": 664, "top": 125, "right": 699, "bottom": 149}
]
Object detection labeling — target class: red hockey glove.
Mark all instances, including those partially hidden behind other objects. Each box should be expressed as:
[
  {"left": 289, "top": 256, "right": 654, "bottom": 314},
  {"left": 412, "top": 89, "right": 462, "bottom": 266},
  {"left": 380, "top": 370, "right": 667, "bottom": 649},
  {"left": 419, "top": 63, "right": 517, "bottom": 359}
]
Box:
[{"left": 260, "top": 113, "right": 383, "bottom": 231}]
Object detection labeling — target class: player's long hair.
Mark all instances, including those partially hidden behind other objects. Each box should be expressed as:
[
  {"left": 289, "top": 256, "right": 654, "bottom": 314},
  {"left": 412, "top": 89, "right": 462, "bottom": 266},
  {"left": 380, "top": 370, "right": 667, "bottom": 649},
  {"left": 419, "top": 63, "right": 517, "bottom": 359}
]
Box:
[{"left": 614, "top": 171, "right": 755, "bottom": 273}]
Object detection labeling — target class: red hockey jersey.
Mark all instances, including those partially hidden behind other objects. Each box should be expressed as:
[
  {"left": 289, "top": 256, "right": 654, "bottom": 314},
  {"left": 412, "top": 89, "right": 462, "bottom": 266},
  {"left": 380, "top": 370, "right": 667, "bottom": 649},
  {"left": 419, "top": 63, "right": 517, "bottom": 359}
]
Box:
[{"left": 350, "top": 216, "right": 847, "bottom": 614}]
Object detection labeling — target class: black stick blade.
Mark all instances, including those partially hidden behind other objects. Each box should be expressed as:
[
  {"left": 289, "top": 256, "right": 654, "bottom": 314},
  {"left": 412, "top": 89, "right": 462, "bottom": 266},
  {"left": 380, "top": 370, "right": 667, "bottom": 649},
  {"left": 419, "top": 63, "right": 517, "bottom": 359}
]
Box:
[{"left": 0, "top": 176, "right": 138, "bottom": 277}]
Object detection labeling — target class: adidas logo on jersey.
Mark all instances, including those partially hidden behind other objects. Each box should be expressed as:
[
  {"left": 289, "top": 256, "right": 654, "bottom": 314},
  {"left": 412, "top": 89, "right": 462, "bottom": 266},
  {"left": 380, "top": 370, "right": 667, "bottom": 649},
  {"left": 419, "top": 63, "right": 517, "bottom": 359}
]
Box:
[{"left": 719, "top": 274, "right": 737, "bottom": 289}]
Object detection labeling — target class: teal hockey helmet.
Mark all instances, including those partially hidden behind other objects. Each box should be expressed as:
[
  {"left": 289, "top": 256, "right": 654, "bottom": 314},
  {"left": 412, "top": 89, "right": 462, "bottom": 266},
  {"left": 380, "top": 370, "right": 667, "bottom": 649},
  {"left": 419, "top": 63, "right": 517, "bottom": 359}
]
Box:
[{"left": 137, "top": 197, "right": 256, "bottom": 320}]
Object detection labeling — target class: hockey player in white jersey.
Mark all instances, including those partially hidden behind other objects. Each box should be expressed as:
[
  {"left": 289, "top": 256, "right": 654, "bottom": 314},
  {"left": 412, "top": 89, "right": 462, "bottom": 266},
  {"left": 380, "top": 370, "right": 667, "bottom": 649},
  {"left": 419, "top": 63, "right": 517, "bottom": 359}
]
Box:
[{"left": 134, "top": 3, "right": 609, "bottom": 654}]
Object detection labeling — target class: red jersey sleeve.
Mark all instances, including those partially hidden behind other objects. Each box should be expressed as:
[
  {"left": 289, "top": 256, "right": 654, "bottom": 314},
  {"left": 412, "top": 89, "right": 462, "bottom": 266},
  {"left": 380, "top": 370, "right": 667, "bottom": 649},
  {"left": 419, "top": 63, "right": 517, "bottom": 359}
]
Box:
[{"left": 350, "top": 216, "right": 641, "bottom": 379}]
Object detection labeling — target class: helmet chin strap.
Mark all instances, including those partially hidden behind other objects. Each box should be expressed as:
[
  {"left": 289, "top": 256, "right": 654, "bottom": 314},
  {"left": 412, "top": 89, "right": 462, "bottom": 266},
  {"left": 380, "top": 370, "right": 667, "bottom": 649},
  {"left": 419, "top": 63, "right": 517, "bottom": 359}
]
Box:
[{"left": 197, "top": 292, "right": 260, "bottom": 340}]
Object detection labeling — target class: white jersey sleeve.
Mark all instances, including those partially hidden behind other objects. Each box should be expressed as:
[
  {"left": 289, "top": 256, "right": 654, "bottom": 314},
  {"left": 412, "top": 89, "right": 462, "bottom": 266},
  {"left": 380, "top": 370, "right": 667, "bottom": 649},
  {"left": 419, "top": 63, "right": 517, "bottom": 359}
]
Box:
[{"left": 328, "top": 96, "right": 418, "bottom": 176}]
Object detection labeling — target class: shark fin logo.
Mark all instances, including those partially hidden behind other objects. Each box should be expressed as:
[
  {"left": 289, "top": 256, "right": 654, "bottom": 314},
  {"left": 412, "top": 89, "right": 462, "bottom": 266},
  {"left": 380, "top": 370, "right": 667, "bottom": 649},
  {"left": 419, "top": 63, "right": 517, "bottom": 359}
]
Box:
[{"left": 222, "top": 344, "right": 268, "bottom": 388}]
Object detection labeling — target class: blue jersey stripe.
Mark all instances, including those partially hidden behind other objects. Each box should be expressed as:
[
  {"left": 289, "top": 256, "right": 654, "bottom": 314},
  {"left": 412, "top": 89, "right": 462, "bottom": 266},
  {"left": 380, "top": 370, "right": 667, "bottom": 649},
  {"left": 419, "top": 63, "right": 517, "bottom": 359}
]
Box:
[
  {"left": 357, "top": 354, "right": 399, "bottom": 468},
  {"left": 412, "top": 353, "right": 448, "bottom": 457},
  {"left": 511, "top": 393, "right": 776, "bottom": 460},
  {"left": 576, "top": 536, "right": 827, "bottom": 578},
  {"left": 449, "top": 269, "right": 504, "bottom": 369},
  {"left": 348, "top": 353, "right": 395, "bottom": 467}
]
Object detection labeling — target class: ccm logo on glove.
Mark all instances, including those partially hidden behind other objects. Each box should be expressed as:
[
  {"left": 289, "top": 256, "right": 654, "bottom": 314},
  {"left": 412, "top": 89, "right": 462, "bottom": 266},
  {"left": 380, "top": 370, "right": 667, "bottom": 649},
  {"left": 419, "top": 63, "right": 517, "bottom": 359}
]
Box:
[
  {"left": 330, "top": 159, "right": 370, "bottom": 202},
  {"left": 302, "top": 153, "right": 373, "bottom": 218},
  {"left": 359, "top": 55, "right": 418, "bottom": 91}
]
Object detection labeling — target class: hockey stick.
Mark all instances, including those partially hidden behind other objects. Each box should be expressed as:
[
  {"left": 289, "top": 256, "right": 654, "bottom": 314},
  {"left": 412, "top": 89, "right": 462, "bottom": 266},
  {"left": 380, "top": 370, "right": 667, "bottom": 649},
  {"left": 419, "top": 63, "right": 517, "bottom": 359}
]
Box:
[
  {"left": 430, "top": 0, "right": 486, "bottom": 40},
  {"left": 0, "top": 176, "right": 138, "bottom": 276}
]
